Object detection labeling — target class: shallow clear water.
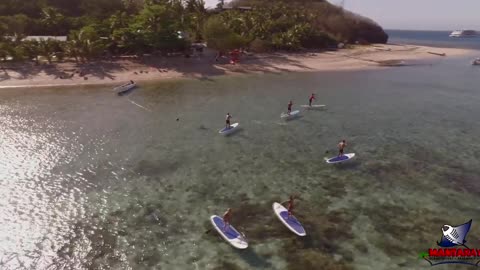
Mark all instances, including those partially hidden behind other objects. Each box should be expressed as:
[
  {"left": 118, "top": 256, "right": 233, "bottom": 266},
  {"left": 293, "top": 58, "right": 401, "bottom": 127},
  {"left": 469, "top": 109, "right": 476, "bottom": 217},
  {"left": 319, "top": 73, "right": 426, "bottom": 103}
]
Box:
[{"left": 1, "top": 54, "right": 480, "bottom": 270}]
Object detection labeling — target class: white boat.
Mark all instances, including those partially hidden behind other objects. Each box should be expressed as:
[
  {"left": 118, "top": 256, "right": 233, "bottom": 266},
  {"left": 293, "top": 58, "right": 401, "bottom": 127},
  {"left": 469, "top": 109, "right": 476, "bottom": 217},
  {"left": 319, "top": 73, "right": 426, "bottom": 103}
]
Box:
[
  {"left": 114, "top": 81, "right": 136, "bottom": 93},
  {"left": 449, "top": 30, "right": 477, "bottom": 38},
  {"left": 472, "top": 58, "right": 480, "bottom": 66}
]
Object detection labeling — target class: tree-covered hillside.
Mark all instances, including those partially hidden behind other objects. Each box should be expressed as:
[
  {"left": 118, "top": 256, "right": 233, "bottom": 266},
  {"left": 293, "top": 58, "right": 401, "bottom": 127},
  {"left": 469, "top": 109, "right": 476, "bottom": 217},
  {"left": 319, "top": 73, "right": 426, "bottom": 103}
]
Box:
[{"left": 0, "top": 0, "right": 388, "bottom": 62}]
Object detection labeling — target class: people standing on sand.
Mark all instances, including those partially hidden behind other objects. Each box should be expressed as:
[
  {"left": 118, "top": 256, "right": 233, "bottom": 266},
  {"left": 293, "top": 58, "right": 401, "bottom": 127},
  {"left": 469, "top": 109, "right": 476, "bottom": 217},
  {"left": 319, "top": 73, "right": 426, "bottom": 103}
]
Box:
[
  {"left": 223, "top": 208, "right": 232, "bottom": 232},
  {"left": 338, "top": 139, "right": 347, "bottom": 156}
]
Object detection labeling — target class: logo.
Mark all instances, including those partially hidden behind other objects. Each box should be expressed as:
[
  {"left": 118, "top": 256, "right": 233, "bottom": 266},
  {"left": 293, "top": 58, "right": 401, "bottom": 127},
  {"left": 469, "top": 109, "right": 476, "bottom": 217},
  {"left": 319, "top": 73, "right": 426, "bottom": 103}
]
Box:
[{"left": 420, "top": 219, "right": 480, "bottom": 267}]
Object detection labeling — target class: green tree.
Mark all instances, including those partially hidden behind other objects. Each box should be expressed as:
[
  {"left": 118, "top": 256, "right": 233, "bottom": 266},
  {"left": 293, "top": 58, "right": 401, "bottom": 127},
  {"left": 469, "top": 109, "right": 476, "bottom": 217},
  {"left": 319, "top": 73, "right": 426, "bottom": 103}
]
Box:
[
  {"left": 21, "top": 40, "right": 40, "bottom": 63},
  {"left": 0, "top": 42, "right": 10, "bottom": 61},
  {"left": 216, "top": 0, "right": 225, "bottom": 10},
  {"left": 38, "top": 39, "right": 60, "bottom": 63},
  {"left": 40, "top": 6, "right": 65, "bottom": 35},
  {"left": 3, "top": 14, "right": 30, "bottom": 36},
  {"left": 67, "top": 25, "right": 106, "bottom": 61},
  {"left": 128, "top": 3, "right": 188, "bottom": 52},
  {"left": 203, "top": 16, "right": 246, "bottom": 51},
  {"left": 184, "top": 0, "right": 206, "bottom": 42},
  {"left": 0, "top": 21, "right": 7, "bottom": 42}
]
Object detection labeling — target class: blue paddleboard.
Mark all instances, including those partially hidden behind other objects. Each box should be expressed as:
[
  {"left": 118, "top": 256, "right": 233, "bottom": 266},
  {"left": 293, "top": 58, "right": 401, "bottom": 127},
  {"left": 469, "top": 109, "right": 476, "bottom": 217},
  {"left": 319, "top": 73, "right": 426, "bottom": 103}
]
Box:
[
  {"left": 325, "top": 153, "right": 355, "bottom": 164},
  {"left": 272, "top": 202, "right": 306, "bottom": 236},
  {"left": 210, "top": 215, "right": 248, "bottom": 249},
  {"left": 219, "top": 123, "right": 239, "bottom": 135}
]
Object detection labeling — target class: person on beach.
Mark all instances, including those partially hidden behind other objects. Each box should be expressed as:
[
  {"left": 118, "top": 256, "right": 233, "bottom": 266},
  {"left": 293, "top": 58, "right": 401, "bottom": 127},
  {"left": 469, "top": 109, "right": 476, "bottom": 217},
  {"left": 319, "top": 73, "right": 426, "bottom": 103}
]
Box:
[
  {"left": 338, "top": 139, "right": 347, "bottom": 156},
  {"left": 309, "top": 93, "right": 315, "bottom": 106},
  {"left": 287, "top": 100, "right": 293, "bottom": 114},
  {"left": 223, "top": 208, "right": 232, "bottom": 231},
  {"left": 226, "top": 113, "right": 232, "bottom": 129},
  {"left": 281, "top": 195, "right": 295, "bottom": 218}
]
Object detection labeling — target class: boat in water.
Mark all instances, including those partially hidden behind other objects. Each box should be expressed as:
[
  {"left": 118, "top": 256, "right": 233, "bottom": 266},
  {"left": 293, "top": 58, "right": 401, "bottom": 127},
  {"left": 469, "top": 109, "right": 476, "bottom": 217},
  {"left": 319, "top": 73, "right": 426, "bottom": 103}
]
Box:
[
  {"left": 473, "top": 58, "right": 480, "bottom": 66},
  {"left": 114, "top": 81, "right": 137, "bottom": 95},
  {"left": 449, "top": 30, "right": 477, "bottom": 38}
]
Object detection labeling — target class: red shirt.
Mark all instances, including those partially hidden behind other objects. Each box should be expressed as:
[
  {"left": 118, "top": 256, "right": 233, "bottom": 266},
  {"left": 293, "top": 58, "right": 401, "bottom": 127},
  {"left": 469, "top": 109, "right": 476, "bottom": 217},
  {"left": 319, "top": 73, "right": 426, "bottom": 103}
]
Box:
[{"left": 287, "top": 200, "right": 294, "bottom": 212}]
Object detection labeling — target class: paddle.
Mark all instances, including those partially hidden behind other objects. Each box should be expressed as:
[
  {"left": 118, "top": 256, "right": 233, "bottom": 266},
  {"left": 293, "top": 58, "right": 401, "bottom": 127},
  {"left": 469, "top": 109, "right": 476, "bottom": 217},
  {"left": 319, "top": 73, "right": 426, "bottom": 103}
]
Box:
[{"left": 240, "top": 230, "right": 248, "bottom": 242}]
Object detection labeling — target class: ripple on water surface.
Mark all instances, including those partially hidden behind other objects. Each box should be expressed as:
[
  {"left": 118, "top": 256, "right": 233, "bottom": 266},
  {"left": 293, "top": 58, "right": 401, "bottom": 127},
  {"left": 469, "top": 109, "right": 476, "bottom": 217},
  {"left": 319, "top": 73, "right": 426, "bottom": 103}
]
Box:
[{"left": 1, "top": 67, "right": 480, "bottom": 270}]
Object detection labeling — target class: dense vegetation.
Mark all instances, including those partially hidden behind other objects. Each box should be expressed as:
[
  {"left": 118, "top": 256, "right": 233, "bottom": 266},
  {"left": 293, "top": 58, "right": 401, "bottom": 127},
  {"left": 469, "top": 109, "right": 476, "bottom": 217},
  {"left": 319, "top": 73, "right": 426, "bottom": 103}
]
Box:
[{"left": 0, "top": 0, "right": 388, "bottom": 62}]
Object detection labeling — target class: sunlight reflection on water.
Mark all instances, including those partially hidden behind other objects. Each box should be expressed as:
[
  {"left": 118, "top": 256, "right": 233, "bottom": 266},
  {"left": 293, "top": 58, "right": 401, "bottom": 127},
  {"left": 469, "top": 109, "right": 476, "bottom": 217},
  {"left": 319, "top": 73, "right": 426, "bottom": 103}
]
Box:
[{"left": 0, "top": 104, "right": 92, "bottom": 269}]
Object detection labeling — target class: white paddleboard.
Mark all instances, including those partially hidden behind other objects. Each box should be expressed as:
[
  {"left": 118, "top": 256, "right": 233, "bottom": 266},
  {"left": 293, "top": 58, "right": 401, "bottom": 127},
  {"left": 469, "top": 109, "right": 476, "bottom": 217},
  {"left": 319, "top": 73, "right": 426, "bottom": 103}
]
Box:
[
  {"left": 300, "top": 104, "right": 326, "bottom": 109},
  {"left": 219, "top": 123, "right": 239, "bottom": 135},
  {"left": 210, "top": 215, "right": 248, "bottom": 249},
  {"left": 280, "top": 110, "right": 300, "bottom": 119},
  {"left": 325, "top": 153, "right": 355, "bottom": 164},
  {"left": 272, "top": 202, "right": 306, "bottom": 236}
]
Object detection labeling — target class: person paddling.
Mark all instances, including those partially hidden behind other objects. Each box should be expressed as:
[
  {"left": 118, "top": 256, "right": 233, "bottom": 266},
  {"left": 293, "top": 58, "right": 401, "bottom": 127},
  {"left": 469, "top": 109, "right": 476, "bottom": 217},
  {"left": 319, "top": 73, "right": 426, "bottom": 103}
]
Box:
[
  {"left": 281, "top": 195, "right": 295, "bottom": 219},
  {"left": 223, "top": 208, "right": 232, "bottom": 232},
  {"left": 338, "top": 139, "right": 347, "bottom": 156},
  {"left": 225, "top": 113, "right": 232, "bottom": 129},
  {"left": 287, "top": 100, "right": 293, "bottom": 115},
  {"left": 308, "top": 93, "right": 315, "bottom": 106}
]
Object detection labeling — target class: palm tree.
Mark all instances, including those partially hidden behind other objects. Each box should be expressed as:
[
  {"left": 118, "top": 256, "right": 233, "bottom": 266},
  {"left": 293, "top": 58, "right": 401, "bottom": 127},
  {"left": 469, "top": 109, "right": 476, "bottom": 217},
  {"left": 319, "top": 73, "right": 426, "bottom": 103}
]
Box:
[
  {"left": 185, "top": 0, "right": 207, "bottom": 42},
  {"left": 0, "top": 42, "right": 10, "bottom": 61},
  {"left": 41, "top": 7, "right": 65, "bottom": 35},
  {"left": 65, "top": 39, "right": 81, "bottom": 62},
  {"left": 67, "top": 27, "right": 106, "bottom": 62},
  {"left": 22, "top": 40, "right": 40, "bottom": 63},
  {"left": 38, "top": 39, "right": 61, "bottom": 64}
]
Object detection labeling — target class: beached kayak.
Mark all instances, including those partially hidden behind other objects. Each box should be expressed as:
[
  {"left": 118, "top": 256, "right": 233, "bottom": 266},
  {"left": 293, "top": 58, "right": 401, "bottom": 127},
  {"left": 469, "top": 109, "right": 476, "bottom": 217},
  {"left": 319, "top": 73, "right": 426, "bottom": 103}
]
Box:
[{"left": 114, "top": 82, "right": 136, "bottom": 95}]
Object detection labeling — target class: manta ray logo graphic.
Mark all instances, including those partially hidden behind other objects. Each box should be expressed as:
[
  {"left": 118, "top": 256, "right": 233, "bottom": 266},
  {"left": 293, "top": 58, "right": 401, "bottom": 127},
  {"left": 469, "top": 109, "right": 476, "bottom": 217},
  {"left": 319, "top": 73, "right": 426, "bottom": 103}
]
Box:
[{"left": 420, "top": 219, "right": 480, "bottom": 267}]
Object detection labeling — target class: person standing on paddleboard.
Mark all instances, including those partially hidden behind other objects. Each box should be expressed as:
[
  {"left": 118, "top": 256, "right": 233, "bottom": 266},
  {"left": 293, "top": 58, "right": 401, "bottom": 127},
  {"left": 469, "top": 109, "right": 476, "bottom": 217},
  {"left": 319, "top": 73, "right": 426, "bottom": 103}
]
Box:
[
  {"left": 281, "top": 196, "right": 295, "bottom": 218},
  {"left": 223, "top": 208, "right": 232, "bottom": 232},
  {"left": 308, "top": 94, "right": 315, "bottom": 106},
  {"left": 226, "top": 113, "right": 232, "bottom": 129},
  {"left": 287, "top": 101, "right": 293, "bottom": 115},
  {"left": 338, "top": 140, "right": 347, "bottom": 156}
]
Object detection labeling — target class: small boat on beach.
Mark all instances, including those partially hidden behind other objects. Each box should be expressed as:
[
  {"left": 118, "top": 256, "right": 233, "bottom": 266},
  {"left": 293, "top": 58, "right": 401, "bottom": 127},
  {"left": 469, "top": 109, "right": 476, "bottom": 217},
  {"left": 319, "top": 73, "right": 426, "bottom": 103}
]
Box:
[
  {"left": 114, "top": 81, "right": 137, "bottom": 95},
  {"left": 472, "top": 58, "right": 480, "bottom": 66}
]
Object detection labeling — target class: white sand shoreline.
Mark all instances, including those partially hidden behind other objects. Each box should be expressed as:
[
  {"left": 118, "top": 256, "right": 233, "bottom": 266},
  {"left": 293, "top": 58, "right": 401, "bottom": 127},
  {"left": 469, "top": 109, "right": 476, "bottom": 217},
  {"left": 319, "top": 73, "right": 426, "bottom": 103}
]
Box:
[{"left": 0, "top": 44, "right": 477, "bottom": 90}]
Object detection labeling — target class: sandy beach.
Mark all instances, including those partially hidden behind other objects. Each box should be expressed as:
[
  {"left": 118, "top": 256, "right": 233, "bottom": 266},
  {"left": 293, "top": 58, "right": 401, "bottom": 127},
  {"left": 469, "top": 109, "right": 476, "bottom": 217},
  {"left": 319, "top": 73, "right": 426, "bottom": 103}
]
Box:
[{"left": 0, "top": 44, "right": 476, "bottom": 89}]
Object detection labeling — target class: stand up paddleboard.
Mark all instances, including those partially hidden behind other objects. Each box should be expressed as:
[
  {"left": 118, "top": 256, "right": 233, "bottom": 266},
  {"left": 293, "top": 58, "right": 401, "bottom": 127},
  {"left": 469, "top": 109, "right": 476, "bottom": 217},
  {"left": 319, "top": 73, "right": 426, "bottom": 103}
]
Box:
[
  {"left": 325, "top": 153, "right": 355, "bottom": 164},
  {"left": 280, "top": 110, "right": 300, "bottom": 119},
  {"left": 300, "top": 105, "right": 326, "bottom": 109},
  {"left": 272, "top": 202, "right": 306, "bottom": 236},
  {"left": 210, "top": 215, "right": 248, "bottom": 249},
  {"left": 219, "top": 123, "right": 239, "bottom": 135}
]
